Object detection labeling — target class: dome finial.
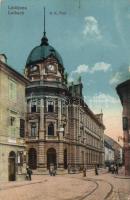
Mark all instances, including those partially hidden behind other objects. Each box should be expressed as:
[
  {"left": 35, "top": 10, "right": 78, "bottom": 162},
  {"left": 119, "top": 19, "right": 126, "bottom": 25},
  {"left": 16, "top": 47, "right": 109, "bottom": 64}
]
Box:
[
  {"left": 44, "top": 7, "right": 46, "bottom": 37},
  {"left": 41, "top": 7, "right": 48, "bottom": 46}
]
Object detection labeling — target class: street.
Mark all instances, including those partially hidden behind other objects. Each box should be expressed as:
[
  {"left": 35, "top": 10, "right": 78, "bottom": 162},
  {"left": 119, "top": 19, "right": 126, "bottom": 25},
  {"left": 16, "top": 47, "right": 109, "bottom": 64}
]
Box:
[{"left": 0, "top": 169, "right": 130, "bottom": 200}]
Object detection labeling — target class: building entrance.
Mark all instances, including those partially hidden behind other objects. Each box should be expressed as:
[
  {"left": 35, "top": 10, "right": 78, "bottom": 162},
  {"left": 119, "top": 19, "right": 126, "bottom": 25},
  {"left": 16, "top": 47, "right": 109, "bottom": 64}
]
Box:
[
  {"left": 47, "top": 148, "right": 56, "bottom": 169},
  {"left": 64, "top": 149, "right": 67, "bottom": 169},
  {"left": 8, "top": 151, "right": 16, "bottom": 181},
  {"left": 28, "top": 148, "right": 37, "bottom": 169}
]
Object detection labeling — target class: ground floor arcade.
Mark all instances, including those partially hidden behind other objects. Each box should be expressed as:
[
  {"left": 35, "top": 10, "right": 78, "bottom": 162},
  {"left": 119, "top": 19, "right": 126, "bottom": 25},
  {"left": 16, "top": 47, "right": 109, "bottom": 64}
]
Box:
[{"left": 27, "top": 141, "right": 104, "bottom": 172}]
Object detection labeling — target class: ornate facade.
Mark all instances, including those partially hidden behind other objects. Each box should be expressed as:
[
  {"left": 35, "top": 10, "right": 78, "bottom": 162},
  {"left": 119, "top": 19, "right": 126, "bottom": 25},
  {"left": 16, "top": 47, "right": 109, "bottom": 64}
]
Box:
[{"left": 25, "top": 30, "right": 105, "bottom": 173}]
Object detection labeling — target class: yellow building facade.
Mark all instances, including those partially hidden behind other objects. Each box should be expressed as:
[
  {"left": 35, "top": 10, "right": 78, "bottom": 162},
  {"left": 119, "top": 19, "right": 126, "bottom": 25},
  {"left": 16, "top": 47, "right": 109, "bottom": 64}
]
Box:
[{"left": 0, "top": 55, "right": 28, "bottom": 181}]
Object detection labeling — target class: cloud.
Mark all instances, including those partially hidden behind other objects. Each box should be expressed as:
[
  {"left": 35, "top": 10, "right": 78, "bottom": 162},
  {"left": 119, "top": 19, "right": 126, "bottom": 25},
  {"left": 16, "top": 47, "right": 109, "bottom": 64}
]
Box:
[
  {"left": 85, "top": 93, "right": 120, "bottom": 111},
  {"left": 109, "top": 64, "right": 130, "bottom": 86},
  {"left": 72, "top": 62, "right": 111, "bottom": 75},
  {"left": 68, "top": 75, "right": 74, "bottom": 83},
  {"left": 114, "top": 1, "right": 127, "bottom": 48},
  {"left": 83, "top": 16, "right": 102, "bottom": 40},
  {"left": 91, "top": 62, "right": 111, "bottom": 73},
  {"left": 109, "top": 72, "right": 121, "bottom": 85},
  {"left": 74, "top": 64, "right": 89, "bottom": 74},
  {"left": 87, "top": 93, "right": 119, "bottom": 104},
  {"left": 0, "top": 0, "right": 4, "bottom": 4}
]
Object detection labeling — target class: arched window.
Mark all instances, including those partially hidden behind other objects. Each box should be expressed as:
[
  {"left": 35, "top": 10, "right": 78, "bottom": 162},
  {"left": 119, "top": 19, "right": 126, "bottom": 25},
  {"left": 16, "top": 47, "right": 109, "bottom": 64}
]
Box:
[
  {"left": 8, "top": 151, "right": 16, "bottom": 181},
  {"left": 48, "top": 101, "right": 54, "bottom": 112},
  {"left": 48, "top": 123, "right": 54, "bottom": 136}
]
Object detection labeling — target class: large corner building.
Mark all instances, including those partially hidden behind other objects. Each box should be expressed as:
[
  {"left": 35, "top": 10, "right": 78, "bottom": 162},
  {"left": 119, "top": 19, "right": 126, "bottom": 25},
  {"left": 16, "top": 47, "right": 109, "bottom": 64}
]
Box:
[{"left": 24, "top": 27, "right": 105, "bottom": 173}]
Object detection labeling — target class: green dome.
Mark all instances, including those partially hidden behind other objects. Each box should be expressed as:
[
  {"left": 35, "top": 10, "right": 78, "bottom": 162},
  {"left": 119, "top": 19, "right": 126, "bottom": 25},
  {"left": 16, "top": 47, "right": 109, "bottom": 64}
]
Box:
[{"left": 26, "top": 36, "right": 63, "bottom": 66}]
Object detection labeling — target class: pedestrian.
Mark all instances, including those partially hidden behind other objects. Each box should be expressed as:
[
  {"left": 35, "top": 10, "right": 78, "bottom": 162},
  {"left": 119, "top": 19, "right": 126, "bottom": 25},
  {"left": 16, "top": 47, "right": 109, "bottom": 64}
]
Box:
[
  {"left": 67, "top": 164, "right": 70, "bottom": 174},
  {"left": 53, "top": 166, "right": 56, "bottom": 176},
  {"left": 83, "top": 168, "right": 86, "bottom": 177},
  {"left": 49, "top": 164, "right": 54, "bottom": 176},
  {"left": 26, "top": 166, "right": 32, "bottom": 181},
  {"left": 95, "top": 165, "right": 98, "bottom": 175},
  {"left": 115, "top": 164, "right": 119, "bottom": 175},
  {"left": 111, "top": 164, "right": 114, "bottom": 174}
]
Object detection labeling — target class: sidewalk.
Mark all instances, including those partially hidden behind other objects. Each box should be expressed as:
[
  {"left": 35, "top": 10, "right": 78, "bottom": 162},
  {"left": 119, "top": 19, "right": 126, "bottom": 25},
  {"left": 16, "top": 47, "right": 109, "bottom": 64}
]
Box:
[{"left": 0, "top": 167, "right": 107, "bottom": 190}]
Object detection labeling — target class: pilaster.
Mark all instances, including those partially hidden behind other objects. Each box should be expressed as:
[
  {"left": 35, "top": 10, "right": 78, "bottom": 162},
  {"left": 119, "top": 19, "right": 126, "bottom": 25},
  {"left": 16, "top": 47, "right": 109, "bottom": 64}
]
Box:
[
  {"left": 39, "top": 98, "right": 45, "bottom": 139},
  {"left": 37, "top": 142, "right": 46, "bottom": 172},
  {"left": 58, "top": 141, "right": 64, "bottom": 170}
]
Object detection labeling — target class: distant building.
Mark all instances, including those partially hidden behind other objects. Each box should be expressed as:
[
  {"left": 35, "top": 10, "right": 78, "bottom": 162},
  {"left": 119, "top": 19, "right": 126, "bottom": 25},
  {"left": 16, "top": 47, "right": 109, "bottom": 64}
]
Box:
[
  {"left": 117, "top": 80, "right": 130, "bottom": 176},
  {"left": 0, "top": 55, "right": 29, "bottom": 181},
  {"left": 104, "top": 134, "right": 123, "bottom": 165},
  {"left": 104, "top": 140, "right": 114, "bottom": 166}
]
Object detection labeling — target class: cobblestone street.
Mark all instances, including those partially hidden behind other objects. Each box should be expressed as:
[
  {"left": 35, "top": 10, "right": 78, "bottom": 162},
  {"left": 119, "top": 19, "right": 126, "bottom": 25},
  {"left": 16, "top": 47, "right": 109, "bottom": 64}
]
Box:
[{"left": 0, "top": 169, "right": 130, "bottom": 200}]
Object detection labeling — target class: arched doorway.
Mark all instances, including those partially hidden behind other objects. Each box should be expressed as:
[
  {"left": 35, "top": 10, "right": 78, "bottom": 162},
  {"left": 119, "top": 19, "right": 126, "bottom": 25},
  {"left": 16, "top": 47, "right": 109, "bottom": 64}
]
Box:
[
  {"left": 64, "top": 149, "right": 67, "bottom": 169},
  {"left": 8, "top": 151, "right": 16, "bottom": 181},
  {"left": 47, "top": 148, "right": 56, "bottom": 169},
  {"left": 28, "top": 148, "right": 37, "bottom": 169}
]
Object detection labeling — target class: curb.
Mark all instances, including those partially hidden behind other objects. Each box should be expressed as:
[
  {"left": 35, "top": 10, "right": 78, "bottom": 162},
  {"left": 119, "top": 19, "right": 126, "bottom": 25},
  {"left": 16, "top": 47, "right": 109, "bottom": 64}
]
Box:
[
  {"left": 0, "top": 180, "right": 42, "bottom": 190},
  {"left": 113, "top": 175, "right": 130, "bottom": 179}
]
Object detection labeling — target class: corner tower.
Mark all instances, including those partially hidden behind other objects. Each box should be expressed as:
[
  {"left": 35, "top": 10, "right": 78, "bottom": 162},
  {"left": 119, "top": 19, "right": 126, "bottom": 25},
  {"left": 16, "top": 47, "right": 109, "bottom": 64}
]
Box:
[{"left": 25, "top": 9, "right": 68, "bottom": 172}]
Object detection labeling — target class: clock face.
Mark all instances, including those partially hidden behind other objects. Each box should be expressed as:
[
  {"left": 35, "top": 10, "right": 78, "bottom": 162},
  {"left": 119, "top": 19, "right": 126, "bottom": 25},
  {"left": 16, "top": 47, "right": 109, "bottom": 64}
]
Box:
[
  {"left": 47, "top": 64, "right": 55, "bottom": 72},
  {"left": 30, "top": 65, "right": 38, "bottom": 72}
]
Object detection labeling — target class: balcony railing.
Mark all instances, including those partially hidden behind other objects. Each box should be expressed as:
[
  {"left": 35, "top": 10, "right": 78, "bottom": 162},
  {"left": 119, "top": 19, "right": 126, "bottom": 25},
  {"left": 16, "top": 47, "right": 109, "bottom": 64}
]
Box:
[{"left": 46, "top": 135, "right": 59, "bottom": 140}]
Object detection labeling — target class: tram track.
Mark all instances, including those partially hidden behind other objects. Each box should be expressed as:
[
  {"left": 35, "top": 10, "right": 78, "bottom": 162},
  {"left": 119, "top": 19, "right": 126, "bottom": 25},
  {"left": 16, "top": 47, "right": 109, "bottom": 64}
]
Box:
[{"left": 70, "top": 176, "right": 114, "bottom": 200}]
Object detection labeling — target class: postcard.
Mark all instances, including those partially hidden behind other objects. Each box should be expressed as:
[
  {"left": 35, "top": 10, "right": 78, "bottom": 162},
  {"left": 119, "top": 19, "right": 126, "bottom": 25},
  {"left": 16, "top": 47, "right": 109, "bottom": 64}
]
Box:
[{"left": 0, "top": 0, "right": 130, "bottom": 199}]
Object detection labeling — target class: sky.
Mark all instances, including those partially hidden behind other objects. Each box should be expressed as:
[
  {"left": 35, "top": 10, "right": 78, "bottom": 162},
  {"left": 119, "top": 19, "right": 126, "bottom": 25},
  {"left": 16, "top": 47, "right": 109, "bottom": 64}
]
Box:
[{"left": 0, "top": 0, "right": 130, "bottom": 143}]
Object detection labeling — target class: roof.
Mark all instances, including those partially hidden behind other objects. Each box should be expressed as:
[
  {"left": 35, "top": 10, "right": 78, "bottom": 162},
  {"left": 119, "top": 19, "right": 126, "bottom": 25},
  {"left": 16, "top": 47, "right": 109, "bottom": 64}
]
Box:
[
  {"left": 104, "top": 134, "right": 122, "bottom": 149},
  {"left": 104, "top": 140, "right": 114, "bottom": 151},
  {"left": 26, "top": 41, "right": 63, "bottom": 67},
  {"left": 0, "top": 60, "right": 29, "bottom": 85},
  {"left": 116, "top": 79, "right": 130, "bottom": 105}
]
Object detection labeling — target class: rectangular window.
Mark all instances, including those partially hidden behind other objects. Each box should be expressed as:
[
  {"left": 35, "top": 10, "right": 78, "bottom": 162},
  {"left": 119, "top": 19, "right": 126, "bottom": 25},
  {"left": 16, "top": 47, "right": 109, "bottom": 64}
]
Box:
[
  {"left": 48, "top": 101, "right": 54, "bottom": 112},
  {"left": 31, "top": 105, "right": 36, "bottom": 112},
  {"left": 123, "top": 117, "right": 128, "bottom": 131},
  {"left": 31, "top": 101, "right": 37, "bottom": 112},
  {"left": 10, "top": 116, "right": 16, "bottom": 137},
  {"left": 10, "top": 116, "right": 15, "bottom": 126},
  {"left": 20, "top": 119, "right": 25, "bottom": 138},
  {"left": 9, "top": 79, "right": 17, "bottom": 101},
  {"left": 31, "top": 123, "right": 37, "bottom": 137},
  {"left": 62, "top": 101, "right": 66, "bottom": 114}
]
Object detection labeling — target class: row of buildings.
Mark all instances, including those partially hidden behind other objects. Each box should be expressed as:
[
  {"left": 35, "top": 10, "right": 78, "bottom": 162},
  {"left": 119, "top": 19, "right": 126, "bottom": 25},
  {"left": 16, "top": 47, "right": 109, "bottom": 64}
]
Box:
[
  {"left": 104, "top": 134, "right": 123, "bottom": 167},
  {"left": 0, "top": 17, "right": 123, "bottom": 180}
]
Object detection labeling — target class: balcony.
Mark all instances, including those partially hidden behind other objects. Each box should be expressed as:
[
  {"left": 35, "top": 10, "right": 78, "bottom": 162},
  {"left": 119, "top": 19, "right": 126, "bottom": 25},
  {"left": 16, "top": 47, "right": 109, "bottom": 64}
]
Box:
[
  {"left": 25, "top": 136, "right": 38, "bottom": 142},
  {"left": 46, "top": 135, "right": 59, "bottom": 141}
]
